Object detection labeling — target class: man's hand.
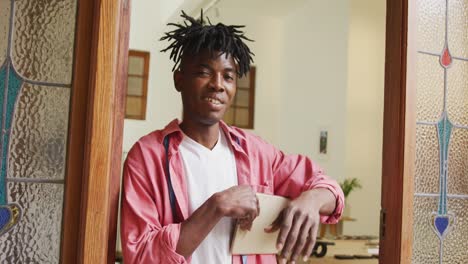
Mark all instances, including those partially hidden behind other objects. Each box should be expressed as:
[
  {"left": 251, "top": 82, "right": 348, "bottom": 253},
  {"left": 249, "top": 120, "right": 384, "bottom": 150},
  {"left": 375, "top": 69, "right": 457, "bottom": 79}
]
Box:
[
  {"left": 264, "top": 188, "right": 336, "bottom": 264},
  {"left": 176, "top": 185, "right": 259, "bottom": 257},
  {"left": 213, "top": 185, "right": 260, "bottom": 230}
]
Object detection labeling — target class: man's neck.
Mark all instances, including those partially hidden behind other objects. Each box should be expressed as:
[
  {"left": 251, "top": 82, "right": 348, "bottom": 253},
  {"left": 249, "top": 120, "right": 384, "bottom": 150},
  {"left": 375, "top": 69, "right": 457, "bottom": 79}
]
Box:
[{"left": 180, "top": 120, "right": 220, "bottom": 150}]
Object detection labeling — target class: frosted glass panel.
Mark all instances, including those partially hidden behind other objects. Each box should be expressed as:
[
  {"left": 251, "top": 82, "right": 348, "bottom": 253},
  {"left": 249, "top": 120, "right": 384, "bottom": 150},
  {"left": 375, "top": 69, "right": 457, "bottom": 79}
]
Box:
[
  {"left": 126, "top": 97, "right": 143, "bottom": 117},
  {"left": 447, "top": 128, "right": 468, "bottom": 195},
  {"left": 0, "top": 1, "right": 10, "bottom": 65},
  {"left": 237, "top": 73, "right": 250, "bottom": 88},
  {"left": 412, "top": 196, "right": 439, "bottom": 264},
  {"left": 448, "top": 0, "right": 468, "bottom": 58},
  {"left": 127, "top": 77, "right": 144, "bottom": 96},
  {"left": 416, "top": 54, "right": 444, "bottom": 122},
  {"left": 128, "top": 56, "right": 144, "bottom": 75},
  {"left": 415, "top": 125, "right": 439, "bottom": 194},
  {"left": 442, "top": 198, "right": 468, "bottom": 263},
  {"left": 12, "top": 0, "right": 77, "bottom": 84},
  {"left": 0, "top": 183, "right": 63, "bottom": 263},
  {"left": 235, "top": 108, "right": 249, "bottom": 127},
  {"left": 417, "top": 0, "right": 445, "bottom": 54},
  {"left": 8, "top": 84, "right": 70, "bottom": 180},
  {"left": 235, "top": 90, "right": 249, "bottom": 108},
  {"left": 447, "top": 60, "right": 468, "bottom": 126}
]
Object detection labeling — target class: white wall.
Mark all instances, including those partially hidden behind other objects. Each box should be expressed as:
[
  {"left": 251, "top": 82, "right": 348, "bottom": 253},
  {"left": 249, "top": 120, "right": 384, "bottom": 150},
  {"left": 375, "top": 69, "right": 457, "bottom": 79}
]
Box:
[
  {"left": 343, "top": 0, "right": 386, "bottom": 236},
  {"left": 278, "top": 0, "right": 349, "bottom": 182},
  {"left": 123, "top": 0, "right": 386, "bottom": 238},
  {"left": 123, "top": 0, "right": 185, "bottom": 152}
]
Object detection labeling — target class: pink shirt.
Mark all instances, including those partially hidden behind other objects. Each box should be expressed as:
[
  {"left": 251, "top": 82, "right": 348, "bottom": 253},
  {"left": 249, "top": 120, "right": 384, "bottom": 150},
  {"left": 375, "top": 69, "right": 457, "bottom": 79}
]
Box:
[{"left": 121, "top": 120, "right": 344, "bottom": 264}]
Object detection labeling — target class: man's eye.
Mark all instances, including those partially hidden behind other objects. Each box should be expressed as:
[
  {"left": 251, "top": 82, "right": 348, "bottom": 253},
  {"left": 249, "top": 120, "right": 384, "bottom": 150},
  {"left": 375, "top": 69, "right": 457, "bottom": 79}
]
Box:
[
  {"left": 224, "top": 75, "right": 234, "bottom": 81},
  {"left": 197, "top": 71, "right": 210, "bottom": 76}
]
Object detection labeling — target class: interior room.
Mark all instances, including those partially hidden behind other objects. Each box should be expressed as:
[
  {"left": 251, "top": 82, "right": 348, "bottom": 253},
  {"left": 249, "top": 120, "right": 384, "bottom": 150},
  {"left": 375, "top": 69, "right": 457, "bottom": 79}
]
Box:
[
  {"left": 119, "top": 0, "right": 386, "bottom": 262},
  {"left": 1, "top": 0, "right": 466, "bottom": 263}
]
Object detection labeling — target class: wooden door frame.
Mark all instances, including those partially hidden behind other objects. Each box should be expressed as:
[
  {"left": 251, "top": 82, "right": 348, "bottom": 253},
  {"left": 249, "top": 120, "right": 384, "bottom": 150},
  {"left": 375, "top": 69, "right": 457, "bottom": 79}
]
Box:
[
  {"left": 61, "top": 0, "right": 131, "bottom": 263},
  {"left": 64, "top": 0, "right": 416, "bottom": 263},
  {"left": 380, "top": 0, "right": 414, "bottom": 263}
]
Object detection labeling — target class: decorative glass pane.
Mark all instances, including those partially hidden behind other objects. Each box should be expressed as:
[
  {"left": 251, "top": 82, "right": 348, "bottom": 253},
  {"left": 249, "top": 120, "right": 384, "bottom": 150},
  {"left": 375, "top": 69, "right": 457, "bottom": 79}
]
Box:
[
  {"left": 127, "top": 76, "right": 144, "bottom": 96},
  {"left": 448, "top": 0, "right": 468, "bottom": 59},
  {"left": 417, "top": 0, "right": 445, "bottom": 54},
  {"left": 416, "top": 54, "right": 444, "bottom": 122},
  {"left": 412, "top": 196, "right": 439, "bottom": 264},
  {"left": 0, "top": 1, "right": 10, "bottom": 66},
  {"left": 447, "top": 60, "right": 468, "bottom": 126},
  {"left": 126, "top": 97, "right": 143, "bottom": 117},
  {"left": 0, "top": 182, "right": 63, "bottom": 263},
  {"left": 234, "top": 108, "right": 249, "bottom": 127},
  {"left": 237, "top": 73, "right": 250, "bottom": 88},
  {"left": 447, "top": 128, "right": 468, "bottom": 195},
  {"left": 128, "top": 56, "right": 145, "bottom": 75},
  {"left": 412, "top": 0, "right": 467, "bottom": 262},
  {"left": 224, "top": 107, "right": 234, "bottom": 124},
  {"left": 12, "top": 0, "right": 77, "bottom": 84},
  {"left": 8, "top": 84, "right": 70, "bottom": 180},
  {"left": 415, "top": 125, "right": 439, "bottom": 194},
  {"left": 235, "top": 89, "right": 249, "bottom": 108},
  {"left": 442, "top": 197, "right": 468, "bottom": 263}
]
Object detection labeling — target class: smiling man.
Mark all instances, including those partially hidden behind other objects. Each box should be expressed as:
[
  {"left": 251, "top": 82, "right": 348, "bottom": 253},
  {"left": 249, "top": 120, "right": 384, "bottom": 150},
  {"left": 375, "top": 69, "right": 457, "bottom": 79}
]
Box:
[{"left": 121, "top": 11, "right": 344, "bottom": 264}]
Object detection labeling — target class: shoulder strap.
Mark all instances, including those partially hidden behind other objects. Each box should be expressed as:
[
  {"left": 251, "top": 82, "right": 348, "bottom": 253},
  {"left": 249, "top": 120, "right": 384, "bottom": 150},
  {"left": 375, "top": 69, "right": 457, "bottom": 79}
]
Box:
[{"left": 163, "top": 136, "right": 178, "bottom": 222}]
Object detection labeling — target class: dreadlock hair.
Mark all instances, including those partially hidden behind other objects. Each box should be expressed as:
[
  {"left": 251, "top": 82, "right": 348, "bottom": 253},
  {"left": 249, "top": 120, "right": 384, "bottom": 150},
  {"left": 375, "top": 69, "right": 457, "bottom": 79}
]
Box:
[{"left": 160, "top": 10, "right": 254, "bottom": 77}]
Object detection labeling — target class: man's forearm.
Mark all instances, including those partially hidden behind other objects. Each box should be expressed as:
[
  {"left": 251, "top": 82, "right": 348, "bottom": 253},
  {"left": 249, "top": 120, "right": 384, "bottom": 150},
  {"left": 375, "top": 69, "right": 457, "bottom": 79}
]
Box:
[{"left": 175, "top": 194, "right": 224, "bottom": 258}]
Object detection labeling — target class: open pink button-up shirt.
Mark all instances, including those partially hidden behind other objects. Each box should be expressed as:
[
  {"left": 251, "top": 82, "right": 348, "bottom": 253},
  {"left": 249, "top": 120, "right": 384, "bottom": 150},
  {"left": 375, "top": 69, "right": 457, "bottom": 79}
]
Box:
[{"left": 121, "top": 120, "right": 344, "bottom": 264}]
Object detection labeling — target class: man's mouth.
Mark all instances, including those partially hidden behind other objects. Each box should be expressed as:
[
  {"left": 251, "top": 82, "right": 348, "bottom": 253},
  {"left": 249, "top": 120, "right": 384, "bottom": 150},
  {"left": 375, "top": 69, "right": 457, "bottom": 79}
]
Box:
[{"left": 204, "top": 97, "right": 222, "bottom": 105}]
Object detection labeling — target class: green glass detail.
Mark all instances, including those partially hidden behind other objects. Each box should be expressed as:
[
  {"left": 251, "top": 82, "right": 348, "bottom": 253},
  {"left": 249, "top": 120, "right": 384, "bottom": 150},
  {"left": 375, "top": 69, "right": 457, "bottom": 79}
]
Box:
[
  {"left": 0, "top": 66, "right": 23, "bottom": 205},
  {"left": 0, "top": 67, "right": 5, "bottom": 204},
  {"left": 0, "top": 134, "right": 8, "bottom": 205},
  {"left": 436, "top": 115, "right": 452, "bottom": 215},
  {"left": 5, "top": 69, "right": 22, "bottom": 130}
]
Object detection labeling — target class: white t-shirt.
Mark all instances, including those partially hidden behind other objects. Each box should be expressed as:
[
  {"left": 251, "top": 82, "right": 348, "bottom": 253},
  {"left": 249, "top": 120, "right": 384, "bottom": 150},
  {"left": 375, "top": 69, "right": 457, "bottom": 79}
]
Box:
[{"left": 179, "top": 130, "right": 238, "bottom": 264}]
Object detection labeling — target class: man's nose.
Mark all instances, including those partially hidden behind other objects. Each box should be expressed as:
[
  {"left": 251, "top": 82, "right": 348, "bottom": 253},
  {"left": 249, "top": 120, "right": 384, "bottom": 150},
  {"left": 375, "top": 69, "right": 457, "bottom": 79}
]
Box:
[{"left": 209, "top": 73, "right": 225, "bottom": 92}]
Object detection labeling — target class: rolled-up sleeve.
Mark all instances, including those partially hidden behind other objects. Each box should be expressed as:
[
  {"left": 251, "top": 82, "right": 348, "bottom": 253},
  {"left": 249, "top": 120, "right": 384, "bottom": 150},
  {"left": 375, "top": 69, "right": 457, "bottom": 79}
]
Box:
[
  {"left": 271, "top": 148, "right": 344, "bottom": 224},
  {"left": 121, "top": 147, "right": 187, "bottom": 264}
]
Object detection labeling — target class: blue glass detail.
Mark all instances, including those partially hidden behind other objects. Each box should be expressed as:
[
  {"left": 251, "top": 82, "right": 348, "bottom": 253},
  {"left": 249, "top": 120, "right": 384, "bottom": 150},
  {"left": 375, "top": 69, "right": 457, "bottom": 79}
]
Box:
[
  {"left": 434, "top": 216, "right": 449, "bottom": 236},
  {"left": 0, "top": 206, "right": 11, "bottom": 231}
]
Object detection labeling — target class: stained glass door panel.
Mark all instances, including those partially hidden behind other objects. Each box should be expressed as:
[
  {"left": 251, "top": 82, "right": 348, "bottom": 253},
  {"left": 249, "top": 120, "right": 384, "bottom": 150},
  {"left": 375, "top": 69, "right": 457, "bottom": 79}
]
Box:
[
  {"left": 0, "top": 0, "right": 77, "bottom": 262},
  {"left": 411, "top": 0, "right": 468, "bottom": 263}
]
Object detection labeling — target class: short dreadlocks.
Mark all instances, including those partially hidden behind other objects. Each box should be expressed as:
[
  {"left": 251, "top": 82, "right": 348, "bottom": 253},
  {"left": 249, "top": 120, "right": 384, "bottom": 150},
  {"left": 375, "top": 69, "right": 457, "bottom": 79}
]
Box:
[{"left": 160, "top": 10, "right": 254, "bottom": 77}]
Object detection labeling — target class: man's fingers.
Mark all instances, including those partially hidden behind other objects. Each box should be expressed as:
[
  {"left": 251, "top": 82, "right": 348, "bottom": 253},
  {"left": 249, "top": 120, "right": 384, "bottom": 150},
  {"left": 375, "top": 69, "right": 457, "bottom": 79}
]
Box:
[
  {"left": 290, "top": 216, "right": 313, "bottom": 262},
  {"left": 276, "top": 209, "right": 293, "bottom": 251},
  {"left": 302, "top": 222, "right": 318, "bottom": 260},
  {"left": 279, "top": 210, "right": 302, "bottom": 259}
]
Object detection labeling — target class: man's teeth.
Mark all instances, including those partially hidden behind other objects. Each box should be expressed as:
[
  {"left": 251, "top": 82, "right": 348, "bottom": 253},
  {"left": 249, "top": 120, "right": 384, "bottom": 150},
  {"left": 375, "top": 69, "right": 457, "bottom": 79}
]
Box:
[{"left": 205, "top": 98, "right": 221, "bottom": 104}]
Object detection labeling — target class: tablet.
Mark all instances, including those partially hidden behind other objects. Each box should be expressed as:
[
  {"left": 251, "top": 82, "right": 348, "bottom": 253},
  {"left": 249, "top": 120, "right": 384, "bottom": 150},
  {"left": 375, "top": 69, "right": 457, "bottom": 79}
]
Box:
[{"left": 231, "top": 193, "right": 290, "bottom": 255}]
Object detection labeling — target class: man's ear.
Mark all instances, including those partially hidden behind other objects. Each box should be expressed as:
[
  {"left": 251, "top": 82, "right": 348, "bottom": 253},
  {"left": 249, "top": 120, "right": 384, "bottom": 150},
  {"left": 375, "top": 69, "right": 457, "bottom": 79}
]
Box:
[{"left": 173, "top": 69, "right": 182, "bottom": 92}]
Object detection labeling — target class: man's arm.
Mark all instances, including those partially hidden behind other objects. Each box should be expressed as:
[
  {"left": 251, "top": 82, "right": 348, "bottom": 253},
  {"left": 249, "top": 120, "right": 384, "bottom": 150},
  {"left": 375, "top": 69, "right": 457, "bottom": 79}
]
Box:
[
  {"left": 266, "top": 147, "right": 344, "bottom": 264},
  {"left": 176, "top": 185, "right": 259, "bottom": 258},
  {"left": 265, "top": 188, "right": 336, "bottom": 263}
]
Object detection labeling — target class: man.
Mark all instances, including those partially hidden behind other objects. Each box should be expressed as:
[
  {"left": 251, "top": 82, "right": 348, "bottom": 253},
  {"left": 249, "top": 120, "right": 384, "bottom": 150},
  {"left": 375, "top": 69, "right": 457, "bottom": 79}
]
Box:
[{"left": 121, "top": 11, "right": 344, "bottom": 264}]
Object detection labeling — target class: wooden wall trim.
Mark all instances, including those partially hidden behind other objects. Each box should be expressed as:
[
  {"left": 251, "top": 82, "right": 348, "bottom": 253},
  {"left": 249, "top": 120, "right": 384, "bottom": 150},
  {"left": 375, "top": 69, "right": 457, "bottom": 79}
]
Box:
[
  {"left": 379, "top": 0, "right": 410, "bottom": 263},
  {"left": 107, "top": 0, "right": 131, "bottom": 262},
  {"left": 77, "top": 0, "right": 128, "bottom": 263},
  {"left": 61, "top": 0, "right": 95, "bottom": 262}
]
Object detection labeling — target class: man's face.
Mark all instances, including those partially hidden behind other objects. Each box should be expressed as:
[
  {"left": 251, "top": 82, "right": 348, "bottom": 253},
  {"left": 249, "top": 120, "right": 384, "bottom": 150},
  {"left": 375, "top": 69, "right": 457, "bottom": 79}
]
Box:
[{"left": 174, "top": 50, "right": 237, "bottom": 126}]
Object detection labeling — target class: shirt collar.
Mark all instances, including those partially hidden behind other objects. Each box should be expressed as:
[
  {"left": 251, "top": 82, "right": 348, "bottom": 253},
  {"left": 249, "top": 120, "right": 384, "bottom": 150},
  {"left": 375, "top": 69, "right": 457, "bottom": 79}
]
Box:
[{"left": 161, "top": 119, "right": 247, "bottom": 155}]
